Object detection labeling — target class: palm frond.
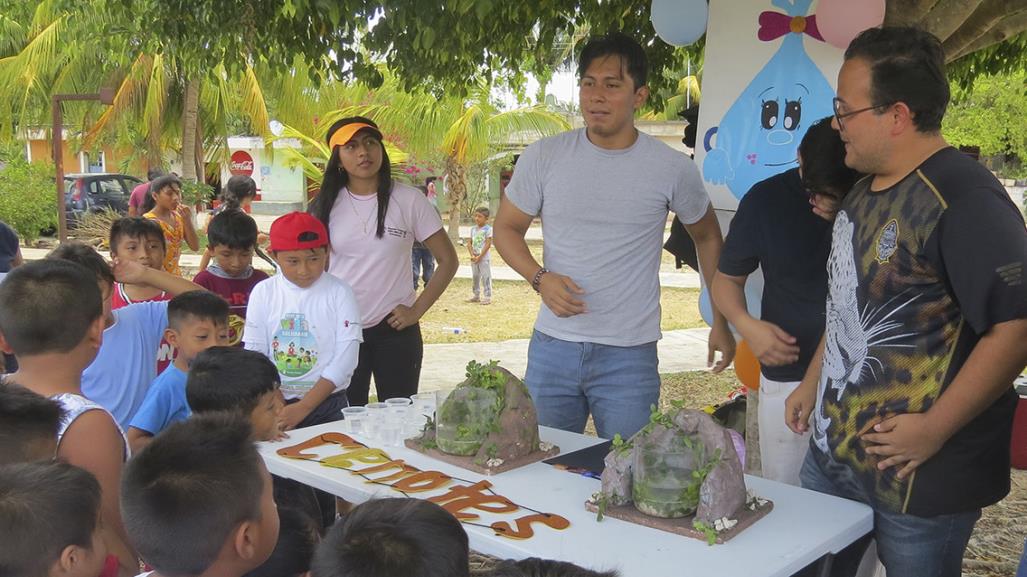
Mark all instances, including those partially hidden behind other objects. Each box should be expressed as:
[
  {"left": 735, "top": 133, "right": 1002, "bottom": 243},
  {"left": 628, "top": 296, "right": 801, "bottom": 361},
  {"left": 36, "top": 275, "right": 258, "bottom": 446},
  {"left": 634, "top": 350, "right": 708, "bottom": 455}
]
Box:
[
  {"left": 0, "top": 14, "right": 26, "bottom": 57},
  {"left": 143, "top": 53, "right": 168, "bottom": 142},
  {"left": 240, "top": 63, "right": 270, "bottom": 141},
  {"left": 84, "top": 53, "right": 153, "bottom": 147}
]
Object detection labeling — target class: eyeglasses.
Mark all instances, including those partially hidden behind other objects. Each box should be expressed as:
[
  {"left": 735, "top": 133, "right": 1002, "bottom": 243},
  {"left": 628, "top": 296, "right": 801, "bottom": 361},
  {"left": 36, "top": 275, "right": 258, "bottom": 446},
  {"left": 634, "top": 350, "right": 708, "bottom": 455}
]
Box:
[{"left": 832, "top": 98, "right": 893, "bottom": 130}]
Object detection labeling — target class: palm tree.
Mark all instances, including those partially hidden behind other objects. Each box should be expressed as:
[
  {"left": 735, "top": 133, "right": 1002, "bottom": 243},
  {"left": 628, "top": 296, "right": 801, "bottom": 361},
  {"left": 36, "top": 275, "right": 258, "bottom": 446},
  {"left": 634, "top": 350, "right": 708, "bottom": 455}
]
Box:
[{"left": 0, "top": 1, "right": 271, "bottom": 185}]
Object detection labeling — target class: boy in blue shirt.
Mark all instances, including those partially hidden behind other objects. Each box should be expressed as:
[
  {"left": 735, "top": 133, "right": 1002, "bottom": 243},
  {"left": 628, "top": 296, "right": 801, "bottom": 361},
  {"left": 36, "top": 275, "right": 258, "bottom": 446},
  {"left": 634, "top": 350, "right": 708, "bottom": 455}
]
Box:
[
  {"left": 127, "top": 291, "right": 229, "bottom": 453},
  {"left": 48, "top": 242, "right": 204, "bottom": 428}
]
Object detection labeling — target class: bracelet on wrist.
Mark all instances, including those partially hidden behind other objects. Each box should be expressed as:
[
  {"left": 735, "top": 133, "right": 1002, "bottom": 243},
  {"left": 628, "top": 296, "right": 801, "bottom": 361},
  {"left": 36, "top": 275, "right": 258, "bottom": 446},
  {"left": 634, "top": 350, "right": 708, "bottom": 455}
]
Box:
[{"left": 531, "top": 267, "right": 549, "bottom": 293}]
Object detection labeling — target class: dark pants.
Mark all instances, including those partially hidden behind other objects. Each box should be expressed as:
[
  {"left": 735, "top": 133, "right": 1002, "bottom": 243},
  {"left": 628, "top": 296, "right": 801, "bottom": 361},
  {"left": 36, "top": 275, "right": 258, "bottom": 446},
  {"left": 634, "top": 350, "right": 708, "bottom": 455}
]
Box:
[
  {"left": 345, "top": 319, "right": 423, "bottom": 406},
  {"left": 286, "top": 390, "right": 348, "bottom": 528},
  {"left": 412, "top": 247, "right": 434, "bottom": 290}
]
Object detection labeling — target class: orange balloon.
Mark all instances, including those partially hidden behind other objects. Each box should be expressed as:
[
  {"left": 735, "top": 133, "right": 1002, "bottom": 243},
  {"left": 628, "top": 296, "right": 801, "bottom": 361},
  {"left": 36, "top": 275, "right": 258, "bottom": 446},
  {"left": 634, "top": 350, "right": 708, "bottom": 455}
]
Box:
[{"left": 734, "top": 340, "right": 761, "bottom": 391}]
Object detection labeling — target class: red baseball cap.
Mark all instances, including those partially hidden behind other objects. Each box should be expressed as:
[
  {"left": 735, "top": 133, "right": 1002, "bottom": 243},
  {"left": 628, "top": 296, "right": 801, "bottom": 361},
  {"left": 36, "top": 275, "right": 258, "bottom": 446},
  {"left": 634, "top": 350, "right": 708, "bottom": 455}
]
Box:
[{"left": 269, "top": 212, "right": 329, "bottom": 252}]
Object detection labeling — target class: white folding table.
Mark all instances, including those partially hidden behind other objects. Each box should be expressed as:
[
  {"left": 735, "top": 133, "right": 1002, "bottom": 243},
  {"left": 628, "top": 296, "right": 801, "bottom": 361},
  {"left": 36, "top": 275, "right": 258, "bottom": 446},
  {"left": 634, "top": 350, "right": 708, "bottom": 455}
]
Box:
[{"left": 260, "top": 423, "right": 872, "bottom": 577}]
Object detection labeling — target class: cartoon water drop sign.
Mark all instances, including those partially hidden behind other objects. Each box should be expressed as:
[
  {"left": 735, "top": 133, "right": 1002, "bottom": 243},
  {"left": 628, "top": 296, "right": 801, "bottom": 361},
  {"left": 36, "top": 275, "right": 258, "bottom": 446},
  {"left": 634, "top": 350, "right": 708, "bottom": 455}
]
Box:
[{"left": 702, "top": 0, "right": 836, "bottom": 200}]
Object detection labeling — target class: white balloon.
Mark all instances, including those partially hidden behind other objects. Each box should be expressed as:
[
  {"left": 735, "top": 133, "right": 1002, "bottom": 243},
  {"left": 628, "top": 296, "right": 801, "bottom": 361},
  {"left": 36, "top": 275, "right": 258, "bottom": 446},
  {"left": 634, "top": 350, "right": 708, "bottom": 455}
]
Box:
[
  {"left": 651, "top": 0, "right": 708, "bottom": 47},
  {"left": 700, "top": 269, "right": 763, "bottom": 330}
]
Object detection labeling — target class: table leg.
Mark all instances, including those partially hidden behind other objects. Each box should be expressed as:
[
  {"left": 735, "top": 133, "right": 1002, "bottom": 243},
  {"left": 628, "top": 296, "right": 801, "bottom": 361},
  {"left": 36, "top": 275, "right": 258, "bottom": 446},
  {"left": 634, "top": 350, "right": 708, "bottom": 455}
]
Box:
[{"left": 816, "top": 553, "right": 834, "bottom": 577}]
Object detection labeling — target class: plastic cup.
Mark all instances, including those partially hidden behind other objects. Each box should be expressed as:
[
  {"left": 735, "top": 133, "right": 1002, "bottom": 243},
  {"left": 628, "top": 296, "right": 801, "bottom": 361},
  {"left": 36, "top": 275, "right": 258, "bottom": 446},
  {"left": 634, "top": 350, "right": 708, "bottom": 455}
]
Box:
[
  {"left": 365, "top": 402, "right": 388, "bottom": 443},
  {"left": 410, "top": 392, "right": 437, "bottom": 416},
  {"left": 340, "top": 406, "right": 368, "bottom": 436},
  {"left": 379, "top": 420, "right": 402, "bottom": 447},
  {"left": 385, "top": 397, "right": 413, "bottom": 408},
  {"left": 409, "top": 392, "right": 437, "bottom": 437}
]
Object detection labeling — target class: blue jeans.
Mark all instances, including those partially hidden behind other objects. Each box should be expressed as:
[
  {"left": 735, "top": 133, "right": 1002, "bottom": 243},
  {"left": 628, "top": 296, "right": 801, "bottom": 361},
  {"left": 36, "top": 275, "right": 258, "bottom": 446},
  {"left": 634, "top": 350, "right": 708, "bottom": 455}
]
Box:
[
  {"left": 524, "top": 330, "right": 659, "bottom": 440},
  {"left": 412, "top": 247, "right": 434, "bottom": 289},
  {"left": 799, "top": 448, "right": 980, "bottom": 577},
  {"left": 1017, "top": 538, "right": 1027, "bottom": 577}
]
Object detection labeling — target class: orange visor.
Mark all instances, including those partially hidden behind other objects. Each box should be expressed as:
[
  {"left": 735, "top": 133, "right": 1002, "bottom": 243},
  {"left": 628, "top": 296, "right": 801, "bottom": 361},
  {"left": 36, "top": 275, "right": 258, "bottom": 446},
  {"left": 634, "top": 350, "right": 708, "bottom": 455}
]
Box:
[{"left": 328, "top": 123, "right": 383, "bottom": 150}]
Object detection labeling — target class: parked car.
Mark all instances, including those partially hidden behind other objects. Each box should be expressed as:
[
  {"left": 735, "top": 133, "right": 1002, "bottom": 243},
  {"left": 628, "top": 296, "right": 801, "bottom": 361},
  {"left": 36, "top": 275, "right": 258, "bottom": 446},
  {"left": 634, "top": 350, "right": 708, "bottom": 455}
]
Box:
[{"left": 64, "top": 173, "right": 143, "bottom": 225}]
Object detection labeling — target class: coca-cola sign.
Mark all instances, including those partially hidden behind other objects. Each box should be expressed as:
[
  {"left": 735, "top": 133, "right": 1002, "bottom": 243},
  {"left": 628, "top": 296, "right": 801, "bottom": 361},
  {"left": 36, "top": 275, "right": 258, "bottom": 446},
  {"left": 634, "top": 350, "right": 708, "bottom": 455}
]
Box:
[{"left": 230, "top": 150, "right": 255, "bottom": 176}]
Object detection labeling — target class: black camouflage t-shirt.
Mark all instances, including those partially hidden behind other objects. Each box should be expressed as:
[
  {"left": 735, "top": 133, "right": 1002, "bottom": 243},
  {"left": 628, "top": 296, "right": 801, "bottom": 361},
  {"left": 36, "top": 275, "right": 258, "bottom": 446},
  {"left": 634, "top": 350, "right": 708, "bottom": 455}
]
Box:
[{"left": 814, "top": 147, "right": 1026, "bottom": 516}]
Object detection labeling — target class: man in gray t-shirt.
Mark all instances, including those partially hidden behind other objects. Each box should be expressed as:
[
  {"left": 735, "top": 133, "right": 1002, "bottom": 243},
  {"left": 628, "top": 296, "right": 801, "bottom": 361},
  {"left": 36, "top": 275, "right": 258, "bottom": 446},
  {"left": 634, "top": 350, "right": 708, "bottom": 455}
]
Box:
[{"left": 494, "top": 32, "right": 735, "bottom": 440}]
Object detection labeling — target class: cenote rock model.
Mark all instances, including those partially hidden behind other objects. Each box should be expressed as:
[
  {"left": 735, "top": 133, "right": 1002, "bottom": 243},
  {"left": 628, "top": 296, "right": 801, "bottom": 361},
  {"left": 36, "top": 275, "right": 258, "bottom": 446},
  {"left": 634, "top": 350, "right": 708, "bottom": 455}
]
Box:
[
  {"left": 595, "top": 406, "right": 749, "bottom": 534},
  {"left": 419, "top": 360, "right": 545, "bottom": 467}
]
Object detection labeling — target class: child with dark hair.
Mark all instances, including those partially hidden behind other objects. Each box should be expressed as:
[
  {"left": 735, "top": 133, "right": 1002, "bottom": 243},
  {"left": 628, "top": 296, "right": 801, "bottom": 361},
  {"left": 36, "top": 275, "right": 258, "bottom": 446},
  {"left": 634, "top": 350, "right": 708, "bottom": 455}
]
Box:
[
  {"left": 194, "top": 208, "right": 270, "bottom": 346},
  {"left": 0, "top": 258, "right": 137, "bottom": 575},
  {"left": 311, "top": 498, "right": 469, "bottom": 577},
  {"left": 49, "top": 242, "right": 204, "bottom": 428},
  {"left": 243, "top": 212, "right": 361, "bottom": 431},
  {"left": 126, "top": 291, "right": 230, "bottom": 453},
  {"left": 141, "top": 173, "right": 199, "bottom": 276},
  {"left": 187, "top": 345, "right": 326, "bottom": 528},
  {"left": 129, "top": 168, "right": 166, "bottom": 217},
  {"left": 0, "top": 461, "right": 108, "bottom": 577},
  {"left": 0, "top": 382, "right": 64, "bottom": 464},
  {"left": 109, "top": 217, "right": 178, "bottom": 373},
  {"left": 712, "top": 116, "right": 863, "bottom": 486},
  {"left": 221, "top": 174, "right": 259, "bottom": 212},
  {"left": 109, "top": 217, "right": 169, "bottom": 307},
  {"left": 466, "top": 207, "right": 493, "bottom": 305},
  {"left": 487, "top": 559, "right": 618, "bottom": 577},
  {"left": 186, "top": 346, "right": 283, "bottom": 442},
  {"left": 121, "top": 413, "right": 280, "bottom": 577},
  {"left": 245, "top": 505, "right": 322, "bottom": 577}
]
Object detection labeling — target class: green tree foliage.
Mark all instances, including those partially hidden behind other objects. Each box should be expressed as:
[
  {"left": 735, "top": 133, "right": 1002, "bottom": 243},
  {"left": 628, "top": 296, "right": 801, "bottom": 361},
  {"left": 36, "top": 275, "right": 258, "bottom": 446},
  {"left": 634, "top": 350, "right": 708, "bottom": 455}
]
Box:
[
  {"left": 0, "top": 146, "right": 57, "bottom": 244},
  {"left": 943, "top": 70, "right": 1027, "bottom": 176},
  {"left": 93, "top": 0, "right": 1027, "bottom": 110}
]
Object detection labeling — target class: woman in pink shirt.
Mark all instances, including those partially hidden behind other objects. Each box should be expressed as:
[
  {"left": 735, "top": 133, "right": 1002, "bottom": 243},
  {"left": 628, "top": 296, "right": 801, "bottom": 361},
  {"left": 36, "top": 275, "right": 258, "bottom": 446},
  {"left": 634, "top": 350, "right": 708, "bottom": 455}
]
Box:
[{"left": 309, "top": 117, "right": 458, "bottom": 405}]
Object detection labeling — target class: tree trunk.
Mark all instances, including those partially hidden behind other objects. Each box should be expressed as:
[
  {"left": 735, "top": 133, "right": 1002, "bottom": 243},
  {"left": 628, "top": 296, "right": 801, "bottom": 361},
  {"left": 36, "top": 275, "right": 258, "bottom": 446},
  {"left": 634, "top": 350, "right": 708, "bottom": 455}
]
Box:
[
  {"left": 444, "top": 156, "right": 467, "bottom": 241},
  {"left": 181, "top": 79, "right": 200, "bottom": 182},
  {"left": 884, "top": 0, "right": 1027, "bottom": 60}
]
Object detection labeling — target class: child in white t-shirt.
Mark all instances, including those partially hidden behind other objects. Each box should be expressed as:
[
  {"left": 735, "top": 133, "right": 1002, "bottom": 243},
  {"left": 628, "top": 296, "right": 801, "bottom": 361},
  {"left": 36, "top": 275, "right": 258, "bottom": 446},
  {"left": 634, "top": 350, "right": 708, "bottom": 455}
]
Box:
[
  {"left": 243, "top": 212, "right": 362, "bottom": 431},
  {"left": 466, "top": 207, "right": 493, "bottom": 305}
]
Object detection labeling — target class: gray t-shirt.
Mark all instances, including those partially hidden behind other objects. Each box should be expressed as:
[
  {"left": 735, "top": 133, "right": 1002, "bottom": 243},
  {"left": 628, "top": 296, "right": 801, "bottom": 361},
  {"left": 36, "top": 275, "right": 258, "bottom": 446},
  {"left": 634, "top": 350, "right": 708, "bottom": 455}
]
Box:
[{"left": 506, "top": 128, "right": 710, "bottom": 346}]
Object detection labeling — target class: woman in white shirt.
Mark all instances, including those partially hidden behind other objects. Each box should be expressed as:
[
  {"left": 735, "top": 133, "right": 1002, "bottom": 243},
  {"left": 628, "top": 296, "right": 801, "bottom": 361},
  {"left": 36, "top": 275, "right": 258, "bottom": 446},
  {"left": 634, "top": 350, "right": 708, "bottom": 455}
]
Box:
[{"left": 309, "top": 117, "right": 458, "bottom": 405}]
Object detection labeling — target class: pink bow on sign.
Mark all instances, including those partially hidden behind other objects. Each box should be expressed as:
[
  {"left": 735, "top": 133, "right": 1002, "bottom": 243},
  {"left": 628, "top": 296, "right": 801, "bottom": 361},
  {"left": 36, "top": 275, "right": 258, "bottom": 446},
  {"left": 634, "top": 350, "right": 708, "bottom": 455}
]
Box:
[{"left": 757, "top": 11, "right": 825, "bottom": 42}]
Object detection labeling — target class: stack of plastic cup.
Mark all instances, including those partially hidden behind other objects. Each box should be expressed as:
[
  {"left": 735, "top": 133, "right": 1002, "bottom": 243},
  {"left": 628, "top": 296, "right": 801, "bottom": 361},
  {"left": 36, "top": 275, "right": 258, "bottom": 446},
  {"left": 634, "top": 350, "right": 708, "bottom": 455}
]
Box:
[
  {"left": 340, "top": 406, "right": 368, "bottom": 437},
  {"left": 384, "top": 398, "right": 412, "bottom": 445},
  {"left": 364, "top": 402, "right": 388, "bottom": 444},
  {"left": 410, "top": 392, "right": 437, "bottom": 436}
]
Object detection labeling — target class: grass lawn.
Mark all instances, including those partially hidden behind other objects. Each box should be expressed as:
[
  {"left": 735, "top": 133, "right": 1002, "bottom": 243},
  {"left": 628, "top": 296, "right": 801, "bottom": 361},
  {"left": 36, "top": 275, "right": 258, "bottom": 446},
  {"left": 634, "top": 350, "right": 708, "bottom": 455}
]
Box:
[{"left": 421, "top": 278, "right": 704, "bottom": 344}]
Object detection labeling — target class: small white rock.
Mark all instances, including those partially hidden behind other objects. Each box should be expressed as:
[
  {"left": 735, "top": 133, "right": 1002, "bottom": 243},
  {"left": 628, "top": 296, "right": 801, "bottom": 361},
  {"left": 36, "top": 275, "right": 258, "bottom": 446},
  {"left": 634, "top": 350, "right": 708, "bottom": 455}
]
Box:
[
  {"left": 486, "top": 458, "right": 504, "bottom": 468},
  {"left": 539, "top": 441, "right": 554, "bottom": 452}
]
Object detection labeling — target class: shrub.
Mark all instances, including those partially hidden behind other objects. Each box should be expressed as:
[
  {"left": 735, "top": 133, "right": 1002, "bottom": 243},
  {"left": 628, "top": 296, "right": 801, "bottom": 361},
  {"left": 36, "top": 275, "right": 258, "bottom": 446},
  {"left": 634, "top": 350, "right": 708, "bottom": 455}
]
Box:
[{"left": 0, "top": 155, "right": 57, "bottom": 245}]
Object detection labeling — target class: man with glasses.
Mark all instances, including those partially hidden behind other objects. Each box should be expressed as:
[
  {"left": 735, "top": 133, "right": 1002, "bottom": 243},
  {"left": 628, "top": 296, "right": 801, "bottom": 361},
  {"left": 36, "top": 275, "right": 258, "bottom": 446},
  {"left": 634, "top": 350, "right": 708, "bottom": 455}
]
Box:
[{"left": 785, "top": 26, "right": 1027, "bottom": 577}]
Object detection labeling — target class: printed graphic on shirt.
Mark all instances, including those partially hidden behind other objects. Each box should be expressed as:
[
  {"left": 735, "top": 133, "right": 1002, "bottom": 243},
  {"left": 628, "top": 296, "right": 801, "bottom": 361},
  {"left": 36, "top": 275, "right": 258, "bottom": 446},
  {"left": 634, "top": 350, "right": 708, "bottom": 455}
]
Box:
[
  {"left": 471, "top": 225, "right": 492, "bottom": 255},
  {"left": 227, "top": 314, "right": 246, "bottom": 346},
  {"left": 271, "top": 314, "right": 319, "bottom": 383},
  {"left": 813, "top": 176, "right": 962, "bottom": 513},
  {"left": 875, "top": 220, "right": 899, "bottom": 264}
]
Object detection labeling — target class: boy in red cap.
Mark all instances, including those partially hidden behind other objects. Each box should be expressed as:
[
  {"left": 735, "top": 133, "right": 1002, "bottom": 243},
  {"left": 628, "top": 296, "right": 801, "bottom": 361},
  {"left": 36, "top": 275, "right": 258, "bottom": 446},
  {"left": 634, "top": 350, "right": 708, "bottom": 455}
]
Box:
[{"left": 243, "top": 212, "right": 362, "bottom": 431}]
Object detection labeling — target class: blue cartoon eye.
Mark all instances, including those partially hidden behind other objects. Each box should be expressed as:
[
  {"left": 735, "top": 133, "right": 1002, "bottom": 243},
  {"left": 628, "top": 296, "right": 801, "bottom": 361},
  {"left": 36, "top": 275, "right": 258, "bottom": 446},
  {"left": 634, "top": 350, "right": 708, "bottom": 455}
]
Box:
[
  {"left": 761, "top": 100, "right": 778, "bottom": 129},
  {"left": 784, "top": 100, "right": 801, "bottom": 131}
]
